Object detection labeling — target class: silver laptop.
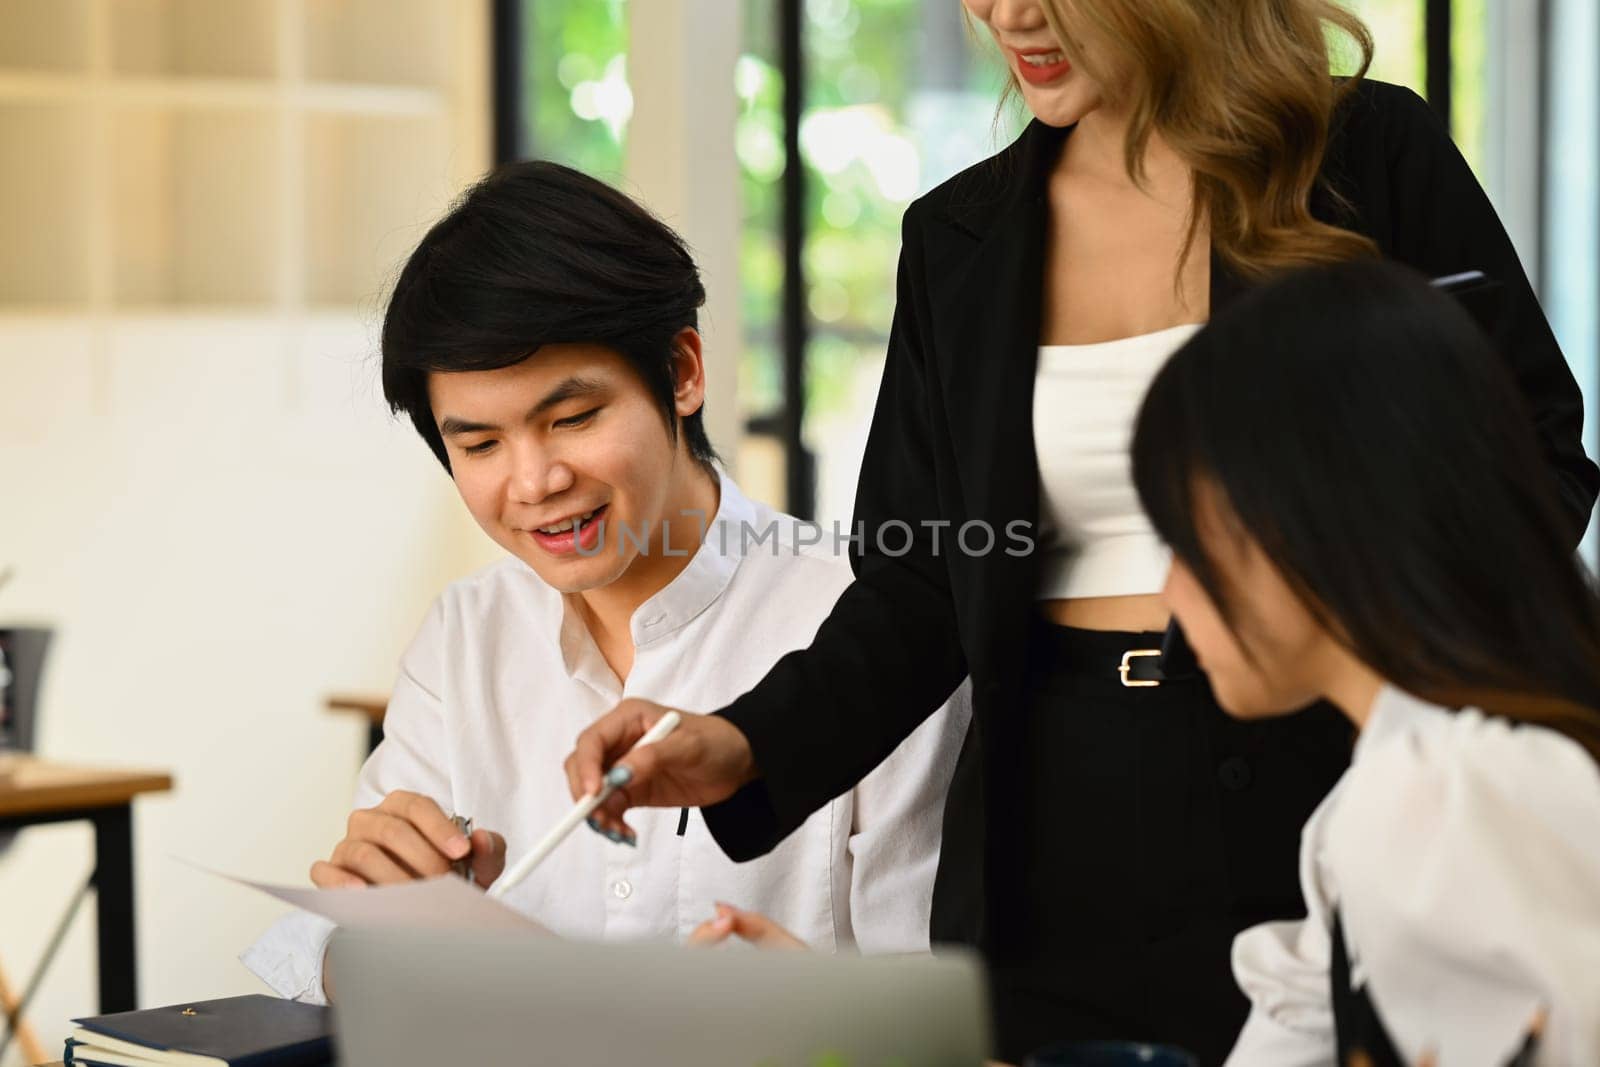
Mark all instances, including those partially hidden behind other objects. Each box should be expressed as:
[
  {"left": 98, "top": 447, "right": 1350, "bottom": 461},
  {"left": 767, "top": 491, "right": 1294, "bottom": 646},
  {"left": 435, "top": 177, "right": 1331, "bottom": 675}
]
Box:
[{"left": 327, "top": 927, "right": 991, "bottom": 1066}]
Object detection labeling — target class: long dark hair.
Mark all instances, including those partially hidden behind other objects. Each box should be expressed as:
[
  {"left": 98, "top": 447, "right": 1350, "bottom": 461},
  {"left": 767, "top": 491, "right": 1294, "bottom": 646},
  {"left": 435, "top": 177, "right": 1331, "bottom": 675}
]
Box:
[{"left": 1132, "top": 259, "right": 1600, "bottom": 761}]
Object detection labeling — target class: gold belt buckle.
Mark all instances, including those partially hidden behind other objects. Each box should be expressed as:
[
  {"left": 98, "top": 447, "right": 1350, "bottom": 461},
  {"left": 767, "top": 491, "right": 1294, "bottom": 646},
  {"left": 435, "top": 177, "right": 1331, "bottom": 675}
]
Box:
[{"left": 1118, "top": 649, "right": 1163, "bottom": 688}]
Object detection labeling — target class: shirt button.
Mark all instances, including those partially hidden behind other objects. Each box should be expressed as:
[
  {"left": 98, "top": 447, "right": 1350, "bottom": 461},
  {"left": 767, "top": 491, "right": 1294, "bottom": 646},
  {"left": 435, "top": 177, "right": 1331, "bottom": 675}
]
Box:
[
  {"left": 1217, "top": 756, "right": 1253, "bottom": 792},
  {"left": 611, "top": 879, "right": 633, "bottom": 900}
]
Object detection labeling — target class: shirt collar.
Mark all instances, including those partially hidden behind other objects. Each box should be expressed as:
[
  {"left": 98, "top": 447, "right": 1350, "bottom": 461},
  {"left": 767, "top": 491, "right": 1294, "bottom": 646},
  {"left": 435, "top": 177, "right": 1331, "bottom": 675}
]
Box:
[
  {"left": 628, "top": 469, "right": 754, "bottom": 650},
  {"left": 1352, "top": 683, "right": 1446, "bottom": 764}
]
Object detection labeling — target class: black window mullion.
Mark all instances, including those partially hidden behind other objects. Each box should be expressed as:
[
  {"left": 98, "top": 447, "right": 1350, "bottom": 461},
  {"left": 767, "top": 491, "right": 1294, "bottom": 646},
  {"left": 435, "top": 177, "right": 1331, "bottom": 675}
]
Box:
[
  {"left": 1426, "top": 0, "right": 1452, "bottom": 128},
  {"left": 779, "top": 0, "right": 814, "bottom": 520},
  {"left": 492, "top": 0, "right": 524, "bottom": 164}
]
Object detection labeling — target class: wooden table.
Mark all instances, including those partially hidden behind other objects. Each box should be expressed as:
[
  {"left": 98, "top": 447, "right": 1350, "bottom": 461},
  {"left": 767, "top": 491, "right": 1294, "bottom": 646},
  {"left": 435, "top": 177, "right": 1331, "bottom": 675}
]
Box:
[
  {"left": 326, "top": 693, "right": 386, "bottom": 754},
  {"left": 0, "top": 758, "right": 172, "bottom": 1014}
]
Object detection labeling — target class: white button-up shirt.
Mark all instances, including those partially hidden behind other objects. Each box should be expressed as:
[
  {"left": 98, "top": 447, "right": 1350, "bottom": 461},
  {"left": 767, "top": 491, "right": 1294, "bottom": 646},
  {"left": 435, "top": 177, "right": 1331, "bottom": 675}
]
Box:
[
  {"left": 242, "top": 475, "right": 969, "bottom": 1003},
  {"left": 1226, "top": 685, "right": 1600, "bottom": 1066}
]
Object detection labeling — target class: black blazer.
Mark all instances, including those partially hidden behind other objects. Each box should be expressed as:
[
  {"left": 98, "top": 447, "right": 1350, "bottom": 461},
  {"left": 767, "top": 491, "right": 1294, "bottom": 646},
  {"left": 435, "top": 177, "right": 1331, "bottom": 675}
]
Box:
[{"left": 705, "top": 80, "right": 1600, "bottom": 932}]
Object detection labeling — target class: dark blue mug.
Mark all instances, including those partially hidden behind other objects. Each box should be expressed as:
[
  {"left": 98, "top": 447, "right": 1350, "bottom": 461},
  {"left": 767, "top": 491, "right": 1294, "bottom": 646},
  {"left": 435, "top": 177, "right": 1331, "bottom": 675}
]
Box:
[{"left": 1024, "top": 1040, "right": 1200, "bottom": 1067}]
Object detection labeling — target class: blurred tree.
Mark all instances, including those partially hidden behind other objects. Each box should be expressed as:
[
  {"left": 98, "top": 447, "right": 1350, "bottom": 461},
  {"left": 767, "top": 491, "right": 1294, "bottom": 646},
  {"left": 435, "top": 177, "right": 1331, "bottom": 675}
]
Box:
[
  {"left": 519, "top": 0, "right": 629, "bottom": 176},
  {"left": 740, "top": 0, "right": 1016, "bottom": 519}
]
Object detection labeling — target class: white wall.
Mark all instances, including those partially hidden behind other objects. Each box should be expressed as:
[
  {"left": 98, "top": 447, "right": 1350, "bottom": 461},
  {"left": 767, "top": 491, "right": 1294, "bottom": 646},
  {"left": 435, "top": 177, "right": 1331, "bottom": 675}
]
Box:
[
  {"left": 0, "top": 1, "right": 494, "bottom": 1058},
  {"left": 0, "top": 316, "right": 497, "bottom": 1063}
]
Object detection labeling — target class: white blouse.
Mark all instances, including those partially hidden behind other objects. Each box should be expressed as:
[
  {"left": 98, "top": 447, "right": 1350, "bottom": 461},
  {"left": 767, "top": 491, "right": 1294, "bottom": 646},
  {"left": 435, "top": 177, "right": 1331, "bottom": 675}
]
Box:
[
  {"left": 1225, "top": 685, "right": 1600, "bottom": 1066},
  {"left": 1032, "top": 323, "right": 1202, "bottom": 600},
  {"left": 240, "top": 474, "right": 969, "bottom": 1004}
]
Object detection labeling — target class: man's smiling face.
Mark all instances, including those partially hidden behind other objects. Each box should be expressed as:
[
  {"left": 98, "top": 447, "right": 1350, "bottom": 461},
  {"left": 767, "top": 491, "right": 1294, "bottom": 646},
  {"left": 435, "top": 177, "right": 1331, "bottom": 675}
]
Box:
[{"left": 430, "top": 343, "right": 693, "bottom": 594}]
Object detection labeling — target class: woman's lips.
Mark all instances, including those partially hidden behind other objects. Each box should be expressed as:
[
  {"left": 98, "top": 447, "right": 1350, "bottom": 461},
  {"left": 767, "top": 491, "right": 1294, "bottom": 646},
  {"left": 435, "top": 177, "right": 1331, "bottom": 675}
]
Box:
[
  {"left": 528, "top": 504, "right": 608, "bottom": 556},
  {"left": 1011, "top": 47, "right": 1072, "bottom": 86}
]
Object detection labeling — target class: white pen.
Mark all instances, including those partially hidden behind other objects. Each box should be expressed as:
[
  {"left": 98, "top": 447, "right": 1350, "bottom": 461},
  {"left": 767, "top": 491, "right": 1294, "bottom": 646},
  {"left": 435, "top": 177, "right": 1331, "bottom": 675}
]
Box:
[{"left": 487, "top": 711, "right": 682, "bottom": 900}]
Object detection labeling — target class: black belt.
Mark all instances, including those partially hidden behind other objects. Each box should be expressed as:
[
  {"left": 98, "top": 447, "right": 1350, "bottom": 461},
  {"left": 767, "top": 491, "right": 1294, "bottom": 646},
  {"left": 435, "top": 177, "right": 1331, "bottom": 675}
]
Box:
[
  {"left": 1121, "top": 623, "right": 1203, "bottom": 687},
  {"left": 1117, "top": 647, "right": 1169, "bottom": 687},
  {"left": 1026, "top": 619, "right": 1204, "bottom": 688}
]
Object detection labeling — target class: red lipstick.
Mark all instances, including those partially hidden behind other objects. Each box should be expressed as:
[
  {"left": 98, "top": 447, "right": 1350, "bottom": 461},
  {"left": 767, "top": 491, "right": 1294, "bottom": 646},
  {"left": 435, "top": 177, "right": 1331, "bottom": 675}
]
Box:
[{"left": 1010, "top": 46, "right": 1072, "bottom": 86}]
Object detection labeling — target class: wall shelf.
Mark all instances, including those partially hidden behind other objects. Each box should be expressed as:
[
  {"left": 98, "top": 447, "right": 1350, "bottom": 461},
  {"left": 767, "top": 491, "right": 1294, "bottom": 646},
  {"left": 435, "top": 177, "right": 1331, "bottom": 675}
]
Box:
[
  {"left": 306, "top": 112, "right": 451, "bottom": 306},
  {"left": 112, "top": 106, "right": 281, "bottom": 307},
  {"left": 300, "top": 82, "right": 446, "bottom": 117},
  {"left": 0, "top": 0, "right": 484, "bottom": 316},
  {"left": 0, "top": 72, "right": 90, "bottom": 100},
  {"left": 110, "top": 0, "right": 279, "bottom": 79},
  {"left": 304, "top": 0, "right": 452, "bottom": 89},
  {"left": 0, "top": 0, "right": 91, "bottom": 73},
  {"left": 0, "top": 101, "right": 92, "bottom": 308},
  {"left": 99, "top": 76, "right": 281, "bottom": 108}
]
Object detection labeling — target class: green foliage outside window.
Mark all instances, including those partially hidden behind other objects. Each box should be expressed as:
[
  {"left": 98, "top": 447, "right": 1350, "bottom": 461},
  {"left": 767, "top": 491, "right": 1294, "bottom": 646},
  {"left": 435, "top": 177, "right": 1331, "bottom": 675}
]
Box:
[
  {"left": 520, "top": 0, "right": 629, "bottom": 177},
  {"left": 517, "top": 0, "right": 1487, "bottom": 521},
  {"left": 740, "top": 0, "right": 1018, "bottom": 519}
]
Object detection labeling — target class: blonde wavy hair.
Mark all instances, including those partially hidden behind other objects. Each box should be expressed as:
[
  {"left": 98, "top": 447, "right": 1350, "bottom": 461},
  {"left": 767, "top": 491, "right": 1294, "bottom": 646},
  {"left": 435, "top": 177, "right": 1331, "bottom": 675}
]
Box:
[{"left": 1037, "top": 0, "right": 1381, "bottom": 281}]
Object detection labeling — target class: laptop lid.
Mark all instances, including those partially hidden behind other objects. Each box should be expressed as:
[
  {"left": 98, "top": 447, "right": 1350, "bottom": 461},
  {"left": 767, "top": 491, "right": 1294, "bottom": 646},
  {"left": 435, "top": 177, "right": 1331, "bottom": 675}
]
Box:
[{"left": 327, "top": 927, "right": 991, "bottom": 1067}]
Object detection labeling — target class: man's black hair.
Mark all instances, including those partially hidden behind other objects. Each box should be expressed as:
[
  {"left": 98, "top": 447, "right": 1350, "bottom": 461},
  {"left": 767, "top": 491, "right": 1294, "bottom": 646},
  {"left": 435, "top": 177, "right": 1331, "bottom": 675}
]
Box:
[{"left": 382, "top": 160, "right": 718, "bottom": 473}]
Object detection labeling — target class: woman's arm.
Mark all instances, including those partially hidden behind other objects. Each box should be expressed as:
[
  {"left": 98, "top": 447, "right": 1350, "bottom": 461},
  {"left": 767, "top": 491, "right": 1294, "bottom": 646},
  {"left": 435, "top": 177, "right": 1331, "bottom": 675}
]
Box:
[
  {"left": 569, "top": 204, "right": 971, "bottom": 858},
  {"left": 702, "top": 205, "right": 970, "bottom": 859},
  {"left": 1378, "top": 82, "right": 1599, "bottom": 541}
]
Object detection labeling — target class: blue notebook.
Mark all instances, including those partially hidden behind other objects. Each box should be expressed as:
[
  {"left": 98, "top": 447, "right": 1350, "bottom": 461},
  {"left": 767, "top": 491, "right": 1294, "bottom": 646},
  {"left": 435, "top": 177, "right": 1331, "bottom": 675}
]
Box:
[{"left": 65, "top": 994, "right": 330, "bottom": 1066}]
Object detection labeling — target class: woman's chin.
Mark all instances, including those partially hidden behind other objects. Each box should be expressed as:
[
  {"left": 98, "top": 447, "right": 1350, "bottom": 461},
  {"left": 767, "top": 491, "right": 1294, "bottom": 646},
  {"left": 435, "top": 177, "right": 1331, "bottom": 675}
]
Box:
[{"left": 1018, "top": 82, "right": 1102, "bottom": 129}]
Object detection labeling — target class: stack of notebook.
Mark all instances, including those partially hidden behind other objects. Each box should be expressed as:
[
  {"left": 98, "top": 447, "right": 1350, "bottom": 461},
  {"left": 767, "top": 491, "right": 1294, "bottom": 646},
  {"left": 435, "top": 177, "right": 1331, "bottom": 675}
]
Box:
[{"left": 64, "top": 994, "right": 331, "bottom": 1066}]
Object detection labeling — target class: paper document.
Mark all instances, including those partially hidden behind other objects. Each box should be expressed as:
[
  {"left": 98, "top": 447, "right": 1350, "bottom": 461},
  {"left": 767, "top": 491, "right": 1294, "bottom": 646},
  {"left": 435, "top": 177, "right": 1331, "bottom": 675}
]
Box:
[{"left": 185, "top": 860, "right": 550, "bottom": 934}]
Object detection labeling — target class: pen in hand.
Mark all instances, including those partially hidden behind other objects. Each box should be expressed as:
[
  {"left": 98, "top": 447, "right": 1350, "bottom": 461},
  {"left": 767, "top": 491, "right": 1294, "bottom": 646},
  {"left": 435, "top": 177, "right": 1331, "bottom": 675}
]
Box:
[{"left": 487, "top": 712, "right": 682, "bottom": 900}]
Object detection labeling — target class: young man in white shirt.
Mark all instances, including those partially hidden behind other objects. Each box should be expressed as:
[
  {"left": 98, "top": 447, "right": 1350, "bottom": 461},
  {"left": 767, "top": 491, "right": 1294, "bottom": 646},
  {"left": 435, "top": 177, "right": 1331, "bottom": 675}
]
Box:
[{"left": 241, "top": 162, "right": 968, "bottom": 1003}]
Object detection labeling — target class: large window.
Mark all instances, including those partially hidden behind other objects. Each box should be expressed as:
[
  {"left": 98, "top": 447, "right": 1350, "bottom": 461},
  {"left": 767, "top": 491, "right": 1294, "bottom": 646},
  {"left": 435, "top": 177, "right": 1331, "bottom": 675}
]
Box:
[
  {"left": 746, "top": 0, "right": 1497, "bottom": 524},
  {"left": 498, "top": 1, "right": 1592, "bottom": 560},
  {"left": 739, "top": 0, "right": 1018, "bottom": 523}
]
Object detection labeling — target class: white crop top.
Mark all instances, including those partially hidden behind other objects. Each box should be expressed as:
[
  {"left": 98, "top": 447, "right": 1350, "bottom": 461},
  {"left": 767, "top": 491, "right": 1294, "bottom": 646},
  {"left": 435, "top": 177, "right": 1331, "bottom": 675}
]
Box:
[{"left": 1033, "top": 323, "right": 1203, "bottom": 600}]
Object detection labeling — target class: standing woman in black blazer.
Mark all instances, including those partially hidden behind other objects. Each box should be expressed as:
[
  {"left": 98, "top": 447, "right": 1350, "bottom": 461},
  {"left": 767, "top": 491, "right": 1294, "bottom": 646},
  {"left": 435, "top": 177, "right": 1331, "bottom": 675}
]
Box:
[{"left": 567, "top": 0, "right": 1599, "bottom": 1061}]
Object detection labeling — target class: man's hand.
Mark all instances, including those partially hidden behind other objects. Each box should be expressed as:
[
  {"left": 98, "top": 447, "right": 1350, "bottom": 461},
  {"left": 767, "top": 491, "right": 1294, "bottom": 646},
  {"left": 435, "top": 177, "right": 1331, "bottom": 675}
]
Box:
[
  {"left": 563, "top": 699, "right": 757, "bottom": 837},
  {"left": 687, "top": 903, "right": 807, "bottom": 950},
  {"left": 310, "top": 790, "right": 507, "bottom": 890}
]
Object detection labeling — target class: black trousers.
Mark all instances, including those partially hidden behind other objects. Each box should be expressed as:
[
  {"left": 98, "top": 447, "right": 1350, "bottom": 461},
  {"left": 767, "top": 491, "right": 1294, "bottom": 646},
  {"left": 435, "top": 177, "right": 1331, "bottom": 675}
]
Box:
[{"left": 963, "top": 620, "right": 1353, "bottom": 1066}]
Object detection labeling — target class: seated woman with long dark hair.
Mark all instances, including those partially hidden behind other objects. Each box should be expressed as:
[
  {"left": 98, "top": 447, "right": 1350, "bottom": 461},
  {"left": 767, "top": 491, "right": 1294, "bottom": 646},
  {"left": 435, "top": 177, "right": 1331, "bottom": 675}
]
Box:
[{"left": 1130, "top": 259, "right": 1600, "bottom": 1066}]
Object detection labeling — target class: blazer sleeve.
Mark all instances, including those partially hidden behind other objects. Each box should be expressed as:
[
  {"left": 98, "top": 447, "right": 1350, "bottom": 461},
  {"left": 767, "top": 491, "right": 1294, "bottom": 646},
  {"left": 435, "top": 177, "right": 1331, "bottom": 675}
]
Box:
[
  {"left": 1378, "top": 83, "right": 1599, "bottom": 541},
  {"left": 704, "top": 203, "right": 970, "bottom": 861}
]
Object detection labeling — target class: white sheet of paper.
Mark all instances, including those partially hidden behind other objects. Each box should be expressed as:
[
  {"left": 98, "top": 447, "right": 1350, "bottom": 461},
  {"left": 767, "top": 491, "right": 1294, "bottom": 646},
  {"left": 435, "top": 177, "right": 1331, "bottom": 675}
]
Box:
[{"left": 185, "top": 860, "right": 551, "bottom": 934}]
